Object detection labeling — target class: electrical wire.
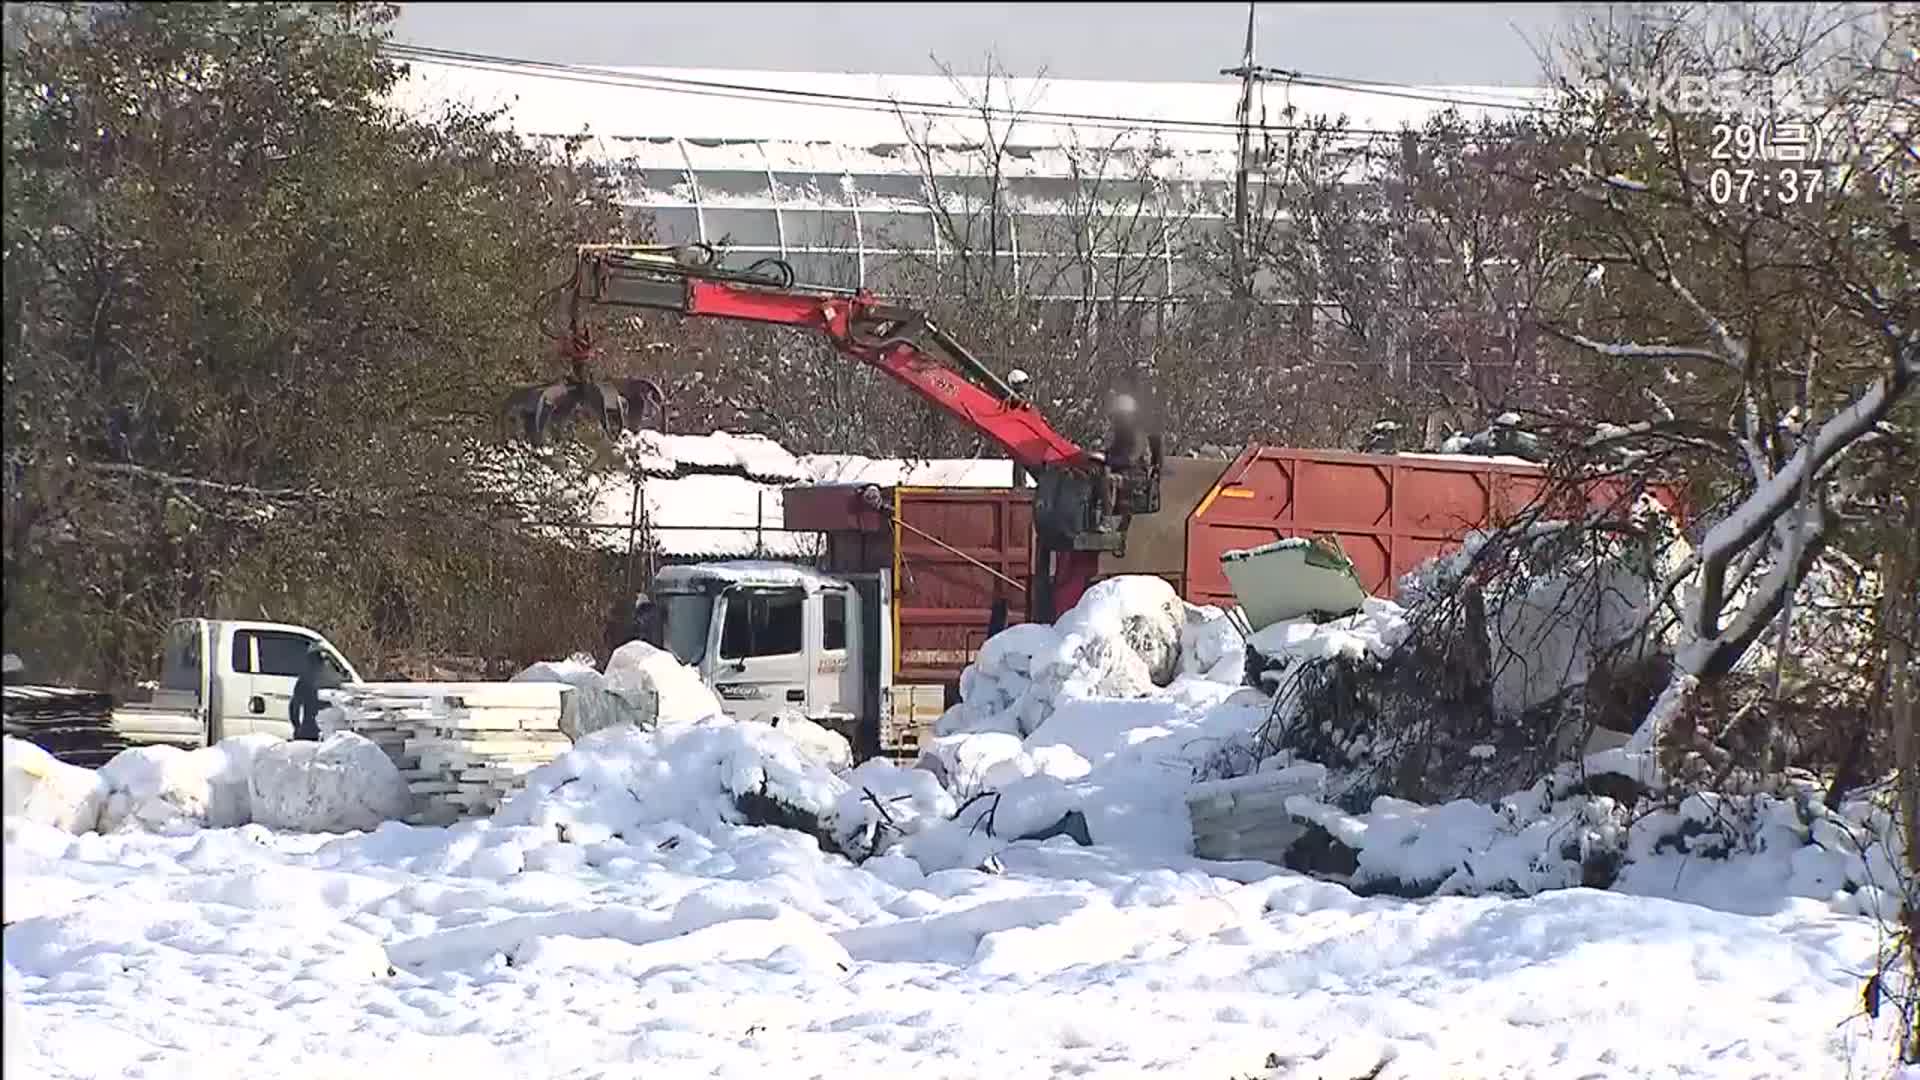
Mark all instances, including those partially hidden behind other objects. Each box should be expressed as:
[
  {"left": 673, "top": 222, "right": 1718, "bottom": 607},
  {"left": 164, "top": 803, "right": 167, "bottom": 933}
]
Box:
[
  {"left": 380, "top": 41, "right": 1554, "bottom": 140},
  {"left": 1254, "top": 67, "right": 1556, "bottom": 114}
]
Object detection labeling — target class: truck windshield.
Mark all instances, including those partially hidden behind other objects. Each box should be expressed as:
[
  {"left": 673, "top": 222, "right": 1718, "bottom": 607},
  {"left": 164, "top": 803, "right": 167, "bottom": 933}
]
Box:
[{"left": 661, "top": 593, "right": 713, "bottom": 666}]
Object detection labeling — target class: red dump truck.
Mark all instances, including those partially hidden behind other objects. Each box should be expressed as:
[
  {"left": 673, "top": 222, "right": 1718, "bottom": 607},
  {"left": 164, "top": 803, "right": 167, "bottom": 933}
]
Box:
[{"left": 650, "top": 446, "right": 1674, "bottom": 762}]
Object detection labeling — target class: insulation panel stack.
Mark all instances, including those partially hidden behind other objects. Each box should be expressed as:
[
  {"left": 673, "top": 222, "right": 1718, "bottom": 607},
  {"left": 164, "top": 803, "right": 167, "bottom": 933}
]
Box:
[
  {"left": 326, "top": 682, "right": 575, "bottom": 825},
  {"left": 1184, "top": 765, "right": 1329, "bottom": 865}
]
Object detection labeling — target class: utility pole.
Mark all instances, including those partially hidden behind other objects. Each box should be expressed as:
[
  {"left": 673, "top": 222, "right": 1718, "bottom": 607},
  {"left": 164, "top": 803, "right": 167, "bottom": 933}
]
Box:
[{"left": 1219, "top": 1, "right": 1260, "bottom": 292}]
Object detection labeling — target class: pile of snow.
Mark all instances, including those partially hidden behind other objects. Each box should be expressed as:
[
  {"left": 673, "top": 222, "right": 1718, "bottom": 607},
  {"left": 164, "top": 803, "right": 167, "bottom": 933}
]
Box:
[
  {"left": 2, "top": 732, "right": 410, "bottom": 836},
  {"left": 509, "top": 650, "right": 671, "bottom": 739},
  {"left": 826, "top": 756, "right": 958, "bottom": 860},
  {"left": 1179, "top": 601, "right": 1250, "bottom": 682},
  {"left": 867, "top": 579, "right": 1266, "bottom": 870},
  {"left": 94, "top": 748, "right": 207, "bottom": 835},
  {"left": 2, "top": 737, "right": 108, "bottom": 834},
  {"left": 1281, "top": 775, "right": 1913, "bottom": 919},
  {"left": 937, "top": 577, "right": 1201, "bottom": 739},
  {"left": 248, "top": 733, "right": 413, "bottom": 833},
  {"left": 496, "top": 719, "right": 849, "bottom": 848},
  {"left": 1247, "top": 597, "right": 1411, "bottom": 671},
  {"left": 512, "top": 637, "right": 848, "bottom": 773},
  {"left": 765, "top": 711, "right": 853, "bottom": 772},
  {"left": 600, "top": 640, "right": 726, "bottom": 730},
  {"left": 5, "top": 772, "right": 1900, "bottom": 1077}
]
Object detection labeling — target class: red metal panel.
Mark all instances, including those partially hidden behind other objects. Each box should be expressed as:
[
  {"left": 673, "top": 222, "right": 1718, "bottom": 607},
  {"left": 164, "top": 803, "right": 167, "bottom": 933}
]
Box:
[
  {"left": 1185, "top": 447, "right": 1686, "bottom": 605},
  {"left": 1185, "top": 448, "right": 1564, "bottom": 601},
  {"left": 1395, "top": 467, "right": 1491, "bottom": 534},
  {"left": 783, "top": 484, "right": 888, "bottom": 533},
  {"left": 892, "top": 489, "right": 1033, "bottom": 685},
  {"left": 784, "top": 483, "right": 1033, "bottom": 688},
  {"left": 1295, "top": 459, "right": 1391, "bottom": 529}
]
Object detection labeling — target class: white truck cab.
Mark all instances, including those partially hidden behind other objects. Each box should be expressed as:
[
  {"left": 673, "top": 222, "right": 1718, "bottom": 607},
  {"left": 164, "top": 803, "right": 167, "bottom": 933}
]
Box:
[
  {"left": 653, "top": 562, "right": 891, "bottom": 748},
  {"left": 128, "top": 618, "right": 362, "bottom": 743}
]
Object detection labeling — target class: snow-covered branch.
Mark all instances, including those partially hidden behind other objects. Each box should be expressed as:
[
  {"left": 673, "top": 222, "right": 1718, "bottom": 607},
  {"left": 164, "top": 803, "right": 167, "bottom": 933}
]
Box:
[
  {"left": 81, "top": 462, "right": 326, "bottom": 502},
  {"left": 1646, "top": 232, "right": 1750, "bottom": 369},
  {"left": 1691, "top": 365, "right": 1909, "bottom": 643},
  {"left": 1552, "top": 329, "right": 1735, "bottom": 367}
]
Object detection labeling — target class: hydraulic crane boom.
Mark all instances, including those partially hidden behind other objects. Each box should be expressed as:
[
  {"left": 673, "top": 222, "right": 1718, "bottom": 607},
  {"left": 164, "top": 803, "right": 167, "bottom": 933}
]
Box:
[
  {"left": 543, "top": 243, "right": 1163, "bottom": 619},
  {"left": 572, "top": 245, "right": 1095, "bottom": 472}
]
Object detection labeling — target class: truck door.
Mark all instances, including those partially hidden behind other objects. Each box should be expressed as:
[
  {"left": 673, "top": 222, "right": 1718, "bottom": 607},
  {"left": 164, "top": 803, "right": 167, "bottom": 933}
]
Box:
[
  {"left": 809, "top": 587, "right": 856, "bottom": 727},
  {"left": 711, "top": 587, "right": 809, "bottom": 723},
  {"left": 224, "top": 627, "right": 348, "bottom": 738}
]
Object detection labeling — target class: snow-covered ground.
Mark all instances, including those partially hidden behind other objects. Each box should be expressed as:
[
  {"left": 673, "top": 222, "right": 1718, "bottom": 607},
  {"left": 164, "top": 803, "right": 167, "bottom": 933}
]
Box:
[
  {"left": 3, "top": 577, "right": 1911, "bottom": 1078},
  {"left": 3, "top": 814, "right": 1899, "bottom": 1080}
]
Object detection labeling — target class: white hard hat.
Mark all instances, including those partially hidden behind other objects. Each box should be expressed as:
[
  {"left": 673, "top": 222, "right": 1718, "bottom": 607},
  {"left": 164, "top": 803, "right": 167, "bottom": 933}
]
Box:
[
  {"left": 1110, "top": 393, "right": 1139, "bottom": 416},
  {"left": 1007, "top": 368, "right": 1031, "bottom": 386}
]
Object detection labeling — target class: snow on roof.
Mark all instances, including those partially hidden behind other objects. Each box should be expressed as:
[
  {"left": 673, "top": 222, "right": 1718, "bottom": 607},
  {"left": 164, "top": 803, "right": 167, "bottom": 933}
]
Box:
[
  {"left": 393, "top": 62, "right": 1545, "bottom": 158},
  {"left": 798, "top": 455, "right": 1036, "bottom": 489},
  {"left": 653, "top": 560, "right": 847, "bottom": 592},
  {"left": 493, "top": 431, "right": 1049, "bottom": 561},
  {"left": 618, "top": 431, "right": 809, "bottom": 482},
  {"left": 584, "top": 472, "right": 820, "bottom": 560}
]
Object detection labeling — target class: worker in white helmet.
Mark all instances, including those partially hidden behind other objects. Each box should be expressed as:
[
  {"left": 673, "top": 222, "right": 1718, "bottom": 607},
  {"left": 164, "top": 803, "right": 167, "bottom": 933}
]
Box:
[{"left": 1006, "top": 369, "right": 1035, "bottom": 487}]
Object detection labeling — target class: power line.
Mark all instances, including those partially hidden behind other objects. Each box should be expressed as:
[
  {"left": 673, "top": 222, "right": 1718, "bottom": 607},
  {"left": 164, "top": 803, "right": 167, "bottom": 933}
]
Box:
[
  {"left": 380, "top": 42, "right": 1550, "bottom": 141},
  {"left": 1263, "top": 68, "right": 1555, "bottom": 113}
]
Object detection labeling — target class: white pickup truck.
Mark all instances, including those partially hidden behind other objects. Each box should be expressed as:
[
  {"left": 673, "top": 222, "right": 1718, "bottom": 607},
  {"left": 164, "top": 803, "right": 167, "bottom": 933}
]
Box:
[{"left": 112, "top": 618, "right": 365, "bottom": 745}]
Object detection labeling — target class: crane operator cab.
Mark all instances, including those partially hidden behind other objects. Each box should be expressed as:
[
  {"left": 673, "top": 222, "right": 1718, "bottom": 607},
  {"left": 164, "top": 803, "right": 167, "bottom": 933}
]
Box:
[{"left": 1030, "top": 391, "right": 1164, "bottom": 558}]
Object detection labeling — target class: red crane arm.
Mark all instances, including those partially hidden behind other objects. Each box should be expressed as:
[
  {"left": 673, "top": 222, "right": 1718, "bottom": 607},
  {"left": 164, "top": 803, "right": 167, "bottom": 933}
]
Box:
[
  {"left": 564, "top": 245, "right": 1148, "bottom": 621},
  {"left": 573, "top": 248, "right": 1095, "bottom": 472},
  {"left": 679, "top": 279, "right": 1094, "bottom": 472}
]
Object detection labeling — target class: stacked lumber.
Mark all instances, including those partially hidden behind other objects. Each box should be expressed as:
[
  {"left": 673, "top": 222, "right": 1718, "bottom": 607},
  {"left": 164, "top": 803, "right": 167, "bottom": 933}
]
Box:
[
  {"left": 3, "top": 685, "right": 200, "bottom": 767},
  {"left": 4, "top": 685, "right": 120, "bottom": 766},
  {"left": 326, "top": 682, "right": 575, "bottom": 825},
  {"left": 1185, "top": 765, "right": 1328, "bottom": 865}
]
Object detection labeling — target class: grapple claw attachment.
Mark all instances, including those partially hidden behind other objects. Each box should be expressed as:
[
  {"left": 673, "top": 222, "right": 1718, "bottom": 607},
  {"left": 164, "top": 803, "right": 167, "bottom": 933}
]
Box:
[{"left": 500, "top": 375, "right": 668, "bottom": 445}]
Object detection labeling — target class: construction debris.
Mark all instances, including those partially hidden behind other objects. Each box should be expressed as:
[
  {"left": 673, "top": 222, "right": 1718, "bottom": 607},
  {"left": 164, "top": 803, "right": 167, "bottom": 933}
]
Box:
[{"left": 325, "top": 683, "right": 578, "bottom": 824}]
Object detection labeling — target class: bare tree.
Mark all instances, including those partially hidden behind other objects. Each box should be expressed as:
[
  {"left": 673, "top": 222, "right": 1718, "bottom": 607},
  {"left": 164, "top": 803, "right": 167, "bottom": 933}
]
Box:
[{"left": 1528, "top": 5, "right": 1916, "bottom": 758}]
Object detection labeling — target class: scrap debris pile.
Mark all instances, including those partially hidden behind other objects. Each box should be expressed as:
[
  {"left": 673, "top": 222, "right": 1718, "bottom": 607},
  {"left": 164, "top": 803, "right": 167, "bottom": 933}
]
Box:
[{"left": 5, "top": 500, "right": 1904, "bottom": 921}]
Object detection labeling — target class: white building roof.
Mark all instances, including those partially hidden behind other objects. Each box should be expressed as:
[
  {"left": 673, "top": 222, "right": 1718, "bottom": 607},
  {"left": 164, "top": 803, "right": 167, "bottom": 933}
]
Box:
[
  {"left": 395, "top": 62, "right": 1546, "bottom": 299},
  {"left": 393, "top": 62, "right": 1543, "bottom": 153}
]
